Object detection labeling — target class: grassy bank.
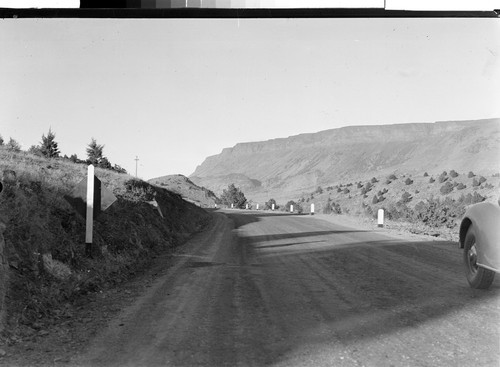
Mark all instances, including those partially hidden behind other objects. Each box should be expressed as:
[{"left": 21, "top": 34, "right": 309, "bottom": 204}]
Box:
[{"left": 0, "top": 148, "right": 210, "bottom": 340}]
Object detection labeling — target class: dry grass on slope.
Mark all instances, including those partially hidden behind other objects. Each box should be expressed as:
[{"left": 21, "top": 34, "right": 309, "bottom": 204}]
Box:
[{"left": 0, "top": 148, "right": 210, "bottom": 340}]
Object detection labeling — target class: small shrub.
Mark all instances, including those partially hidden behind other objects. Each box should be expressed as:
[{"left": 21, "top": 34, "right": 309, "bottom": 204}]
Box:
[
  {"left": 372, "top": 195, "right": 379, "bottom": 204},
  {"left": 429, "top": 177, "right": 435, "bottom": 183},
  {"left": 450, "top": 170, "right": 459, "bottom": 178},
  {"left": 440, "top": 182, "right": 454, "bottom": 195},
  {"left": 371, "top": 177, "right": 378, "bottom": 183},
  {"left": 438, "top": 173, "right": 448, "bottom": 183},
  {"left": 468, "top": 171, "right": 475, "bottom": 178},
  {"left": 401, "top": 191, "right": 412, "bottom": 203},
  {"left": 405, "top": 178, "right": 413, "bottom": 185},
  {"left": 385, "top": 179, "right": 392, "bottom": 184},
  {"left": 479, "top": 176, "right": 487, "bottom": 184},
  {"left": 472, "top": 178, "right": 480, "bottom": 187},
  {"left": 459, "top": 192, "right": 485, "bottom": 205},
  {"left": 456, "top": 183, "right": 466, "bottom": 190},
  {"left": 388, "top": 174, "right": 397, "bottom": 180},
  {"left": 6, "top": 137, "right": 22, "bottom": 152},
  {"left": 343, "top": 188, "right": 350, "bottom": 194},
  {"left": 423, "top": 172, "right": 429, "bottom": 177},
  {"left": 357, "top": 182, "right": 363, "bottom": 189}
]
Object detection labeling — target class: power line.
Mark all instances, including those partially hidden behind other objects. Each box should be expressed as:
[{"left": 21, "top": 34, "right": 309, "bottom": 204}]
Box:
[{"left": 135, "top": 156, "right": 139, "bottom": 177}]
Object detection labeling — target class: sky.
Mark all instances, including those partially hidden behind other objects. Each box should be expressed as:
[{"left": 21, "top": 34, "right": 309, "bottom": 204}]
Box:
[{"left": 1, "top": 16, "right": 499, "bottom": 180}]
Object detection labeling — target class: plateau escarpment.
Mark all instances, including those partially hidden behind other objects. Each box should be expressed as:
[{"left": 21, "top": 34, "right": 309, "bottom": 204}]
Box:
[{"left": 190, "top": 119, "right": 500, "bottom": 201}]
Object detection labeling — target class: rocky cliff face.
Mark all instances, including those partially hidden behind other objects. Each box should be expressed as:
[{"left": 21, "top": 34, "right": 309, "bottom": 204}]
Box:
[{"left": 190, "top": 119, "right": 500, "bottom": 200}]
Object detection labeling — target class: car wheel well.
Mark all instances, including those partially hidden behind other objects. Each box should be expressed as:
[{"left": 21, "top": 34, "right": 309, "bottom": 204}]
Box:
[{"left": 459, "top": 218, "right": 472, "bottom": 248}]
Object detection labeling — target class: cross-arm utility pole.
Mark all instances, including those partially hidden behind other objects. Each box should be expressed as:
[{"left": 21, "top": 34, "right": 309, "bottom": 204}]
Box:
[{"left": 135, "top": 156, "right": 139, "bottom": 177}]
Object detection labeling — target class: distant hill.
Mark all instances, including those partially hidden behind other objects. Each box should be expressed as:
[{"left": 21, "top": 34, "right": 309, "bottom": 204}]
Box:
[
  {"left": 190, "top": 118, "right": 500, "bottom": 202},
  {"left": 149, "top": 174, "right": 219, "bottom": 208}
]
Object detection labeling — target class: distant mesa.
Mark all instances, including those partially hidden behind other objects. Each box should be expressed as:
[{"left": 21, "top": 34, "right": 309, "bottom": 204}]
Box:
[{"left": 188, "top": 118, "right": 500, "bottom": 202}]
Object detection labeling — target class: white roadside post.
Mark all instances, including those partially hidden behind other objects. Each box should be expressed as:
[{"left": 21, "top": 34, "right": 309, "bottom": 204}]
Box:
[
  {"left": 231, "top": 203, "right": 234, "bottom": 209},
  {"left": 85, "top": 165, "right": 94, "bottom": 257},
  {"left": 290, "top": 204, "right": 294, "bottom": 213},
  {"left": 378, "top": 208, "right": 384, "bottom": 228},
  {"left": 256, "top": 203, "right": 259, "bottom": 210},
  {"left": 311, "top": 203, "right": 315, "bottom": 215},
  {"left": 272, "top": 203, "right": 275, "bottom": 211},
  {"left": 246, "top": 203, "right": 249, "bottom": 210}
]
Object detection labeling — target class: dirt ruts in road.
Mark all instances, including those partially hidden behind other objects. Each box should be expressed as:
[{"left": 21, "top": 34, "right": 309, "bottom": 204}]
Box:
[{"left": 76, "top": 211, "right": 499, "bottom": 367}]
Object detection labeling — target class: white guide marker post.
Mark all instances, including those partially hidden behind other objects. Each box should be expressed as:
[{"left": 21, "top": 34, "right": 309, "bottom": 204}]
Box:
[
  {"left": 378, "top": 208, "right": 384, "bottom": 228},
  {"left": 290, "top": 204, "right": 293, "bottom": 213},
  {"left": 85, "top": 165, "right": 94, "bottom": 257},
  {"left": 311, "top": 203, "right": 315, "bottom": 215},
  {"left": 231, "top": 203, "right": 234, "bottom": 209},
  {"left": 256, "top": 203, "right": 259, "bottom": 210},
  {"left": 272, "top": 203, "right": 275, "bottom": 211},
  {"left": 246, "top": 203, "right": 249, "bottom": 210}
]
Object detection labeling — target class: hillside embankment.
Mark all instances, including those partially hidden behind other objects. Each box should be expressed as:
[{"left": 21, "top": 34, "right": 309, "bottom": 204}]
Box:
[{"left": 0, "top": 148, "right": 210, "bottom": 345}]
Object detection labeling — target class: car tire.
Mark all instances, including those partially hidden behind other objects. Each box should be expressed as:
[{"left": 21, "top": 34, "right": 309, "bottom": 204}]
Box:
[{"left": 463, "top": 225, "right": 495, "bottom": 289}]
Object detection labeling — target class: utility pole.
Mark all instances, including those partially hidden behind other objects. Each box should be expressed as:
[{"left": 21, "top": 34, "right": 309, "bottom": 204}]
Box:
[{"left": 135, "top": 156, "right": 139, "bottom": 177}]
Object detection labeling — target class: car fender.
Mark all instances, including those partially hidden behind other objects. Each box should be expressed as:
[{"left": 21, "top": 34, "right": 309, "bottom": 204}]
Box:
[{"left": 459, "top": 202, "right": 500, "bottom": 273}]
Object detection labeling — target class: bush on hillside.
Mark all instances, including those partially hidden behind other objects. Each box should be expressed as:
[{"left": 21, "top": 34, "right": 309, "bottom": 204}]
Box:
[
  {"left": 400, "top": 191, "right": 412, "bottom": 203},
  {"left": 472, "top": 178, "right": 480, "bottom": 187},
  {"left": 343, "top": 188, "right": 350, "bottom": 194},
  {"left": 285, "top": 200, "right": 302, "bottom": 213},
  {"left": 440, "top": 182, "right": 454, "bottom": 195},
  {"left": 438, "top": 172, "right": 448, "bottom": 183},
  {"left": 361, "top": 182, "right": 372, "bottom": 195},
  {"left": 423, "top": 172, "right": 429, "bottom": 177},
  {"left": 40, "top": 128, "right": 60, "bottom": 158},
  {"left": 372, "top": 195, "right": 379, "bottom": 204},
  {"left": 371, "top": 177, "right": 378, "bottom": 183},
  {"left": 479, "top": 176, "right": 487, "bottom": 184},
  {"left": 388, "top": 174, "right": 397, "bottom": 180},
  {"left": 429, "top": 177, "right": 435, "bottom": 183},
  {"left": 459, "top": 192, "right": 485, "bottom": 205},
  {"left": 456, "top": 183, "right": 466, "bottom": 190},
  {"left": 468, "top": 171, "right": 475, "bottom": 178},
  {"left": 220, "top": 183, "right": 247, "bottom": 209},
  {"left": 449, "top": 170, "right": 459, "bottom": 178},
  {"left": 265, "top": 198, "right": 278, "bottom": 210},
  {"left": 413, "top": 197, "right": 465, "bottom": 229},
  {"left": 405, "top": 178, "right": 413, "bottom": 185},
  {"left": 6, "top": 137, "right": 21, "bottom": 152}
]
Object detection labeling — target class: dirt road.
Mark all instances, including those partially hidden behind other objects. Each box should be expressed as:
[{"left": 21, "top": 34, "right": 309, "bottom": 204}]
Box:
[{"left": 77, "top": 210, "right": 499, "bottom": 367}]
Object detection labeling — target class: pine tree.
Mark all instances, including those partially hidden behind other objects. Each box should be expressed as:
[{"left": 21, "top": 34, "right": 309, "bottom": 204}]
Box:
[
  {"left": 40, "top": 128, "right": 60, "bottom": 158},
  {"left": 6, "top": 137, "right": 21, "bottom": 152},
  {"left": 86, "top": 138, "right": 104, "bottom": 165}
]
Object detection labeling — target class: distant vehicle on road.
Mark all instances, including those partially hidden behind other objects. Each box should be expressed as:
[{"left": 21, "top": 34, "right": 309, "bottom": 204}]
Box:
[{"left": 459, "top": 200, "right": 500, "bottom": 289}]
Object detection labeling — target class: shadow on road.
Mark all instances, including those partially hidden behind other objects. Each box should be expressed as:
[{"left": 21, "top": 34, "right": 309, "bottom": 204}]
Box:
[{"left": 221, "top": 210, "right": 500, "bottom": 365}]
